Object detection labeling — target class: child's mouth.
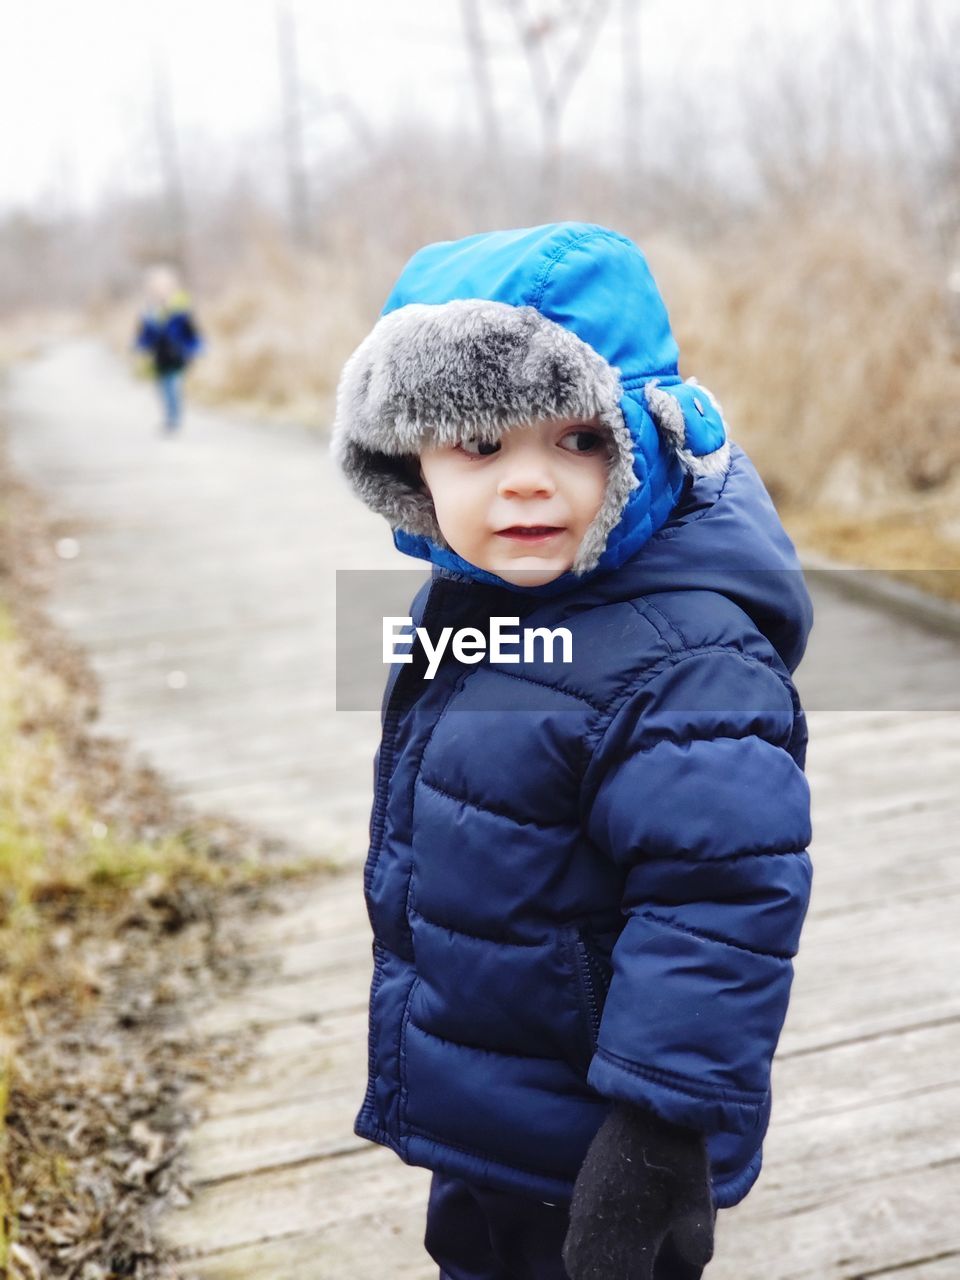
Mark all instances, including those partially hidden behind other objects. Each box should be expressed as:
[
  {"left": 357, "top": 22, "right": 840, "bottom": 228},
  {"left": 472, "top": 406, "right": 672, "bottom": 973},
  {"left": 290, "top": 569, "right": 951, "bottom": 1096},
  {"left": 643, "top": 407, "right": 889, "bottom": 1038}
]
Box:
[{"left": 495, "top": 526, "right": 565, "bottom": 543}]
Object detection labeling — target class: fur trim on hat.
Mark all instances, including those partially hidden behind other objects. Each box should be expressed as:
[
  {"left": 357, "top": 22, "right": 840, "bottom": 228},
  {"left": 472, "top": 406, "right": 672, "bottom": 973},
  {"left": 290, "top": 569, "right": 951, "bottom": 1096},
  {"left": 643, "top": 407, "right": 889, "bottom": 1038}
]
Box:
[
  {"left": 643, "top": 377, "right": 731, "bottom": 480},
  {"left": 331, "top": 299, "right": 729, "bottom": 575}
]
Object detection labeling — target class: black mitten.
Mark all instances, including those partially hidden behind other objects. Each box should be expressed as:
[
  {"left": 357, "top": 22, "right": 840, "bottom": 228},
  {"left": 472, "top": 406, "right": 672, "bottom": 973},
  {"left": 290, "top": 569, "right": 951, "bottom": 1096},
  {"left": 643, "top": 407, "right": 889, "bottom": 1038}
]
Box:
[{"left": 561, "top": 1100, "right": 715, "bottom": 1280}]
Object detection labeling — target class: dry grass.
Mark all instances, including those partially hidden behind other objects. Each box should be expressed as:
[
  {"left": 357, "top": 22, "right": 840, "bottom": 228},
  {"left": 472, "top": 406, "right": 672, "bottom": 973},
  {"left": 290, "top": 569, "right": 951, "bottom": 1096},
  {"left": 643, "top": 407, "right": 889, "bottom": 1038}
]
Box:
[
  {"left": 164, "top": 194, "right": 960, "bottom": 515},
  {"left": 0, "top": 437, "right": 337, "bottom": 1276},
  {"left": 654, "top": 198, "right": 960, "bottom": 506},
  {"left": 781, "top": 503, "right": 960, "bottom": 604},
  {"left": 98, "top": 220, "right": 405, "bottom": 431},
  {"left": 87, "top": 164, "right": 960, "bottom": 590},
  {"left": 186, "top": 225, "right": 389, "bottom": 427}
]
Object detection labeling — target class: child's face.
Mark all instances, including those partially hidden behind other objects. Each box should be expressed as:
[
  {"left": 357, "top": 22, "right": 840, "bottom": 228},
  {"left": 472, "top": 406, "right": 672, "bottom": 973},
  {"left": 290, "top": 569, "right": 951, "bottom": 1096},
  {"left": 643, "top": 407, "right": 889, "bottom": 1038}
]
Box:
[
  {"left": 146, "top": 265, "right": 177, "bottom": 306},
  {"left": 417, "top": 415, "right": 609, "bottom": 587}
]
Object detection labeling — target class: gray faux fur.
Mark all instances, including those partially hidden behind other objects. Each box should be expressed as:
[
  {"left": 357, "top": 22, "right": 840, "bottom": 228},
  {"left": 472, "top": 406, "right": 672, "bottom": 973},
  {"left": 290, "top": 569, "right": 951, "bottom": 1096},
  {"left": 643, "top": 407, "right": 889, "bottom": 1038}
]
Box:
[
  {"left": 644, "top": 377, "right": 732, "bottom": 480},
  {"left": 331, "top": 299, "right": 729, "bottom": 575}
]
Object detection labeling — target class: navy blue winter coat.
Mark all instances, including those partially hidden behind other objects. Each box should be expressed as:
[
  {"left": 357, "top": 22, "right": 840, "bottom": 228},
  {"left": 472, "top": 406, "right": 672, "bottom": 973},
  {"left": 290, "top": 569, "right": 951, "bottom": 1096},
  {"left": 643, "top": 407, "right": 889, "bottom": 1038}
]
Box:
[
  {"left": 134, "top": 294, "right": 203, "bottom": 374},
  {"left": 331, "top": 223, "right": 814, "bottom": 1211}
]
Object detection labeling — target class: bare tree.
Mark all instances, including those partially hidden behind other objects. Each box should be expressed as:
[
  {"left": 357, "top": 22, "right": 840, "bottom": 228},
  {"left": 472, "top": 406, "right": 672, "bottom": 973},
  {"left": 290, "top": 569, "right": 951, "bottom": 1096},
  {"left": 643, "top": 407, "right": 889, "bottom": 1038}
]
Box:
[
  {"left": 150, "top": 53, "right": 189, "bottom": 273},
  {"left": 742, "top": 0, "right": 960, "bottom": 267},
  {"left": 501, "top": 0, "right": 614, "bottom": 200},
  {"left": 461, "top": 0, "right": 502, "bottom": 161},
  {"left": 621, "top": 0, "right": 642, "bottom": 185},
  {"left": 325, "top": 94, "right": 376, "bottom": 153},
  {"left": 896, "top": 0, "right": 960, "bottom": 263},
  {"left": 276, "top": 0, "right": 311, "bottom": 248}
]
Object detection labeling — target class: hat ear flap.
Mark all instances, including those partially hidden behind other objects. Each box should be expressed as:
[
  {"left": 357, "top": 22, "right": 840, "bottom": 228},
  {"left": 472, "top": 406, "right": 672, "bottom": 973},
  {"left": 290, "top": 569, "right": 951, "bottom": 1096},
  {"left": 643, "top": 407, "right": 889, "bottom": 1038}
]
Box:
[{"left": 644, "top": 376, "right": 731, "bottom": 479}]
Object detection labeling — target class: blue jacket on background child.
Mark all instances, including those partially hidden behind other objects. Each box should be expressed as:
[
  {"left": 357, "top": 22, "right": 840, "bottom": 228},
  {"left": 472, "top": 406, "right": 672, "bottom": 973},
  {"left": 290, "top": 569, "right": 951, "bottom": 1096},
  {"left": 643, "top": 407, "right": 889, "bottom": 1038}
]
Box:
[
  {"left": 134, "top": 290, "right": 203, "bottom": 375},
  {"left": 332, "top": 222, "right": 814, "bottom": 1279}
]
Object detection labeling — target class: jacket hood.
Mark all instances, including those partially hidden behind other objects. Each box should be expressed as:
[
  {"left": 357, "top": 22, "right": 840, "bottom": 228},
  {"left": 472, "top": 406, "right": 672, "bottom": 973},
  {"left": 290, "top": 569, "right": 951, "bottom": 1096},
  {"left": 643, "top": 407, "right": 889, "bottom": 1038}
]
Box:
[
  {"left": 331, "top": 222, "right": 730, "bottom": 598},
  {"left": 553, "top": 443, "right": 813, "bottom": 672}
]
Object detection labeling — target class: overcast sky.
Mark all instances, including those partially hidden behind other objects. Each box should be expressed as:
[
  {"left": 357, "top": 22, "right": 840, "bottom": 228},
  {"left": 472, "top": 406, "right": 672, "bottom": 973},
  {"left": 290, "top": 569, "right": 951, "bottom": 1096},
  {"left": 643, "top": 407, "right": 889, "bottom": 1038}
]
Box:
[{"left": 0, "top": 0, "right": 915, "bottom": 215}]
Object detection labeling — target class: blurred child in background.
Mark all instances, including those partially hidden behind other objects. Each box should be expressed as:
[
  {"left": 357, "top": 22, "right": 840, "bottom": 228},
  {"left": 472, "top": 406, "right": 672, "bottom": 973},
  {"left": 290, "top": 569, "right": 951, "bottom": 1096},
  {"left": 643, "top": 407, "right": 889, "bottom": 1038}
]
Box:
[{"left": 133, "top": 264, "right": 204, "bottom": 434}]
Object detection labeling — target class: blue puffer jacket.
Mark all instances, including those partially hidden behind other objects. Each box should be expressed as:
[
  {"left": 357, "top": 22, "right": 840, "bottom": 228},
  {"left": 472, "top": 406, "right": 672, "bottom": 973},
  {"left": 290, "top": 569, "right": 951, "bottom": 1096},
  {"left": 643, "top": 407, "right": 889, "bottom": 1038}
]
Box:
[
  {"left": 332, "top": 223, "right": 814, "bottom": 1211},
  {"left": 134, "top": 293, "right": 203, "bottom": 374}
]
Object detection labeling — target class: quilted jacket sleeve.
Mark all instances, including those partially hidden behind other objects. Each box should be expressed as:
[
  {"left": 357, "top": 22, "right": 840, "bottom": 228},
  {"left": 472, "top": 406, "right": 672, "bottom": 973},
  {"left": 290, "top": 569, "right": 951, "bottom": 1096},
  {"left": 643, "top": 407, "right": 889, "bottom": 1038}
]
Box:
[{"left": 581, "top": 645, "right": 813, "bottom": 1136}]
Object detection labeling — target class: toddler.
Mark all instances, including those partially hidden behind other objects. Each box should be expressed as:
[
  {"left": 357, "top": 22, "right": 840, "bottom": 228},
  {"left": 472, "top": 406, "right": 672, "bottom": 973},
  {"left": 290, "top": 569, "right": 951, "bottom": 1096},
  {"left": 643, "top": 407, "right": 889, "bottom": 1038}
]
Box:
[
  {"left": 132, "top": 264, "right": 204, "bottom": 434},
  {"left": 332, "top": 222, "right": 814, "bottom": 1279}
]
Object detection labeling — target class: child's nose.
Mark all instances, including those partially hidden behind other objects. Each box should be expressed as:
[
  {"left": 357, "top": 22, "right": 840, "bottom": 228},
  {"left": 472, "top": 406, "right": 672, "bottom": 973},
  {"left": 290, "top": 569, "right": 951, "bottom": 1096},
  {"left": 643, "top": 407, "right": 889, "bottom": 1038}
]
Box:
[{"left": 496, "top": 452, "right": 557, "bottom": 499}]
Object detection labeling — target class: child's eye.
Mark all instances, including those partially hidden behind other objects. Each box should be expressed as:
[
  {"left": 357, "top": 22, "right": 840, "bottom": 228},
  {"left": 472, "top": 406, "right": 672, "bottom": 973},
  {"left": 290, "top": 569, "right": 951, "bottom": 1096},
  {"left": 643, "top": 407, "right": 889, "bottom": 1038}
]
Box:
[
  {"left": 458, "top": 438, "right": 501, "bottom": 457},
  {"left": 558, "top": 429, "right": 605, "bottom": 454}
]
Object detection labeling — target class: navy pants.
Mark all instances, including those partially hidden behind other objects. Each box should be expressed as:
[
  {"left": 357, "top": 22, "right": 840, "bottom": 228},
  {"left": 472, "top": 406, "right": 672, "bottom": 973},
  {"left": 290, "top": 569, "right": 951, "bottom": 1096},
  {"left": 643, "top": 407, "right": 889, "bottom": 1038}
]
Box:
[{"left": 424, "top": 1170, "right": 710, "bottom": 1280}]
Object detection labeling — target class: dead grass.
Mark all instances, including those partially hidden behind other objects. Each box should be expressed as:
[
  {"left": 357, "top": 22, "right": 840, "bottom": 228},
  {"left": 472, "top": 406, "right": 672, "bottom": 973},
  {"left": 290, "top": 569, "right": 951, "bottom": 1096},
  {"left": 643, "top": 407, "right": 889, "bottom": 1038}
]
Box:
[
  {"left": 782, "top": 503, "right": 960, "bottom": 604},
  {"left": 0, "top": 430, "right": 339, "bottom": 1276},
  {"left": 189, "top": 224, "right": 397, "bottom": 426},
  {"left": 98, "top": 220, "right": 404, "bottom": 431},
  {"left": 87, "top": 174, "right": 960, "bottom": 599},
  {"left": 653, "top": 196, "right": 960, "bottom": 505},
  {"left": 137, "top": 194, "right": 960, "bottom": 519}
]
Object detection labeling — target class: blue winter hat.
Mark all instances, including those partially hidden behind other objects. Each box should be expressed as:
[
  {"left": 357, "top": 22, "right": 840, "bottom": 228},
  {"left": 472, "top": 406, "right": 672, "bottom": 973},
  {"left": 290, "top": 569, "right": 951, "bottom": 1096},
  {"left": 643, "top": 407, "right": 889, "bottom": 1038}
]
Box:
[{"left": 331, "top": 222, "right": 730, "bottom": 593}]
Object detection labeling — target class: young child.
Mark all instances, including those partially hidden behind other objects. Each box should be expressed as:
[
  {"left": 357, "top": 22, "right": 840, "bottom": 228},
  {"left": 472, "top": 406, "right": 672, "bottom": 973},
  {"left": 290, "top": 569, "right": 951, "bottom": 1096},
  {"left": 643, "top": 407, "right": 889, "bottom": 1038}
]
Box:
[
  {"left": 331, "top": 222, "right": 814, "bottom": 1279},
  {"left": 132, "top": 264, "right": 204, "bottom": 434}
]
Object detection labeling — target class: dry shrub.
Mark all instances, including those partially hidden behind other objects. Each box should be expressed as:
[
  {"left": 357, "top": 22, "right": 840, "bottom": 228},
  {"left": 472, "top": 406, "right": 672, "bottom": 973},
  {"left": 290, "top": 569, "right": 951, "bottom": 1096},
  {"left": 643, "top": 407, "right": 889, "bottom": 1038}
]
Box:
[
  {"left": 187, "top": 221, "right": 404, "bottom": 428},
  {"left": 91, "top": 129, "right": 960, "bottom": 532},
  {"left": 661, "top": 196, "right": 960, "bottom": 508},
  {"left": 188, "top": 172, "right": 960, "bottom": 520}
]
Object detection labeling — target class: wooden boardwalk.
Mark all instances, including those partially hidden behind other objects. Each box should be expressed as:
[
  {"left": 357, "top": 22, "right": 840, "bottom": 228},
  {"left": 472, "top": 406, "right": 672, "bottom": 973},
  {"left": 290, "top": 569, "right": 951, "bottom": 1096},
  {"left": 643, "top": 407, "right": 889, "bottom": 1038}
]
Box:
[{"left": 4, "top": 340, "right": 959, "bottom": 1279}]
